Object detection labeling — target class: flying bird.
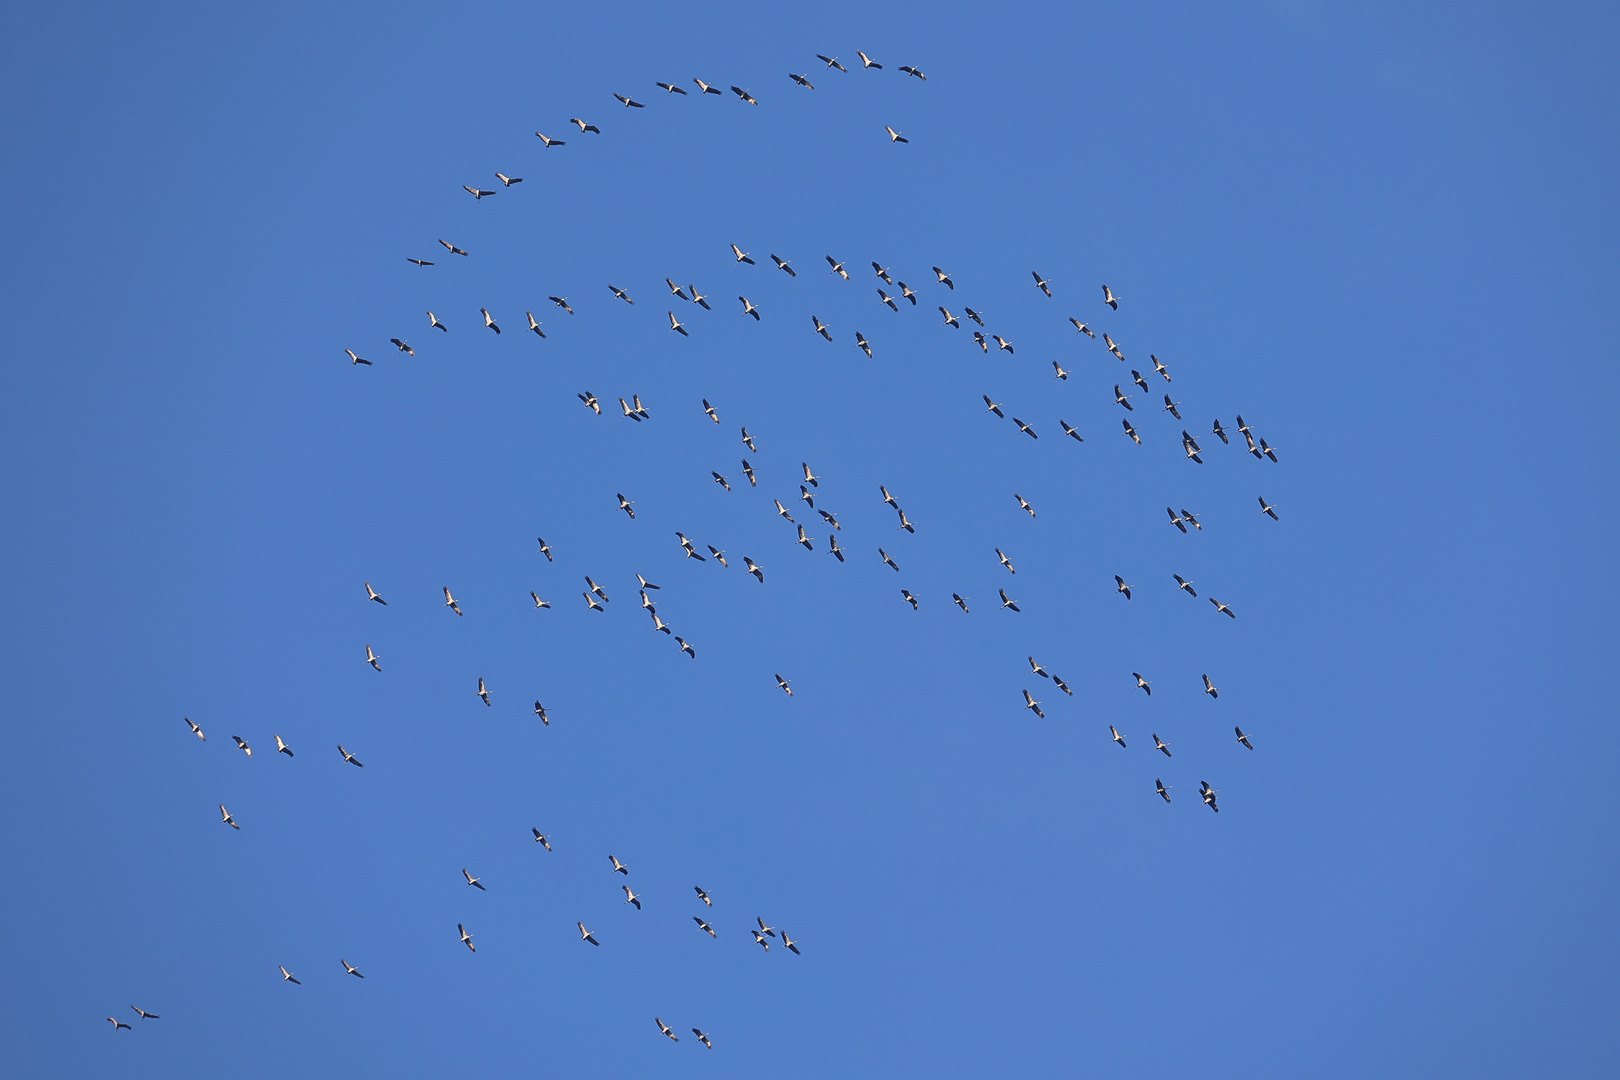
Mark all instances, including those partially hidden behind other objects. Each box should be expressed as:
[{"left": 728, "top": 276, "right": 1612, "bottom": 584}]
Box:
[
  {"left": 549, "top": 296, "right": 574, "bottom": 314},
  {"left": 1156, "top": 779, "right": 1172, "bottom": 803},
  {"left": 232, "top": 736, "right": 251, "bottom": 757},
  {"left": 533, "top": 702, "right": 549, "bottom": 724},
  {"left": 993, "top": 335, "right": 1014, "bottom": 354},
  {"left": 1122, "top": 419, "right": 1140, "bottom": 444},
  {"left": 280, "top": 966, "right": 301, "bottom": 984},
  {"left": 656, "top": 1017, "right": 678, "bottom": 1041},
  {"left": 609, "top": 855, "right": 629, "bottom": 875},
  {"left": 569, "top": 118, "right": 600, "bottom": 133},
  {"left": 275, "top": 735, "right": 293, "bottom": 757},
  {"left": 535, "top": 133, "right": 566, "bottom": 148},
  {"left": 407, "top": 257, "right": 434, "bottom": 267},
  {"left": 1069, "top": 317, "right": 1095, "bottom": 337},
  {"left": 731, "top": 86, "right": 758, "bottom": 104},
  {"left": 458, "top": 925, "right": 475, "bottom": 953},
  {"left": 537, "top": 536, "right": 554, "bottom": 560},
  {"left": 341, "top": 959, "right": 363, "bottom": 978},
  {"left": 1060, "top": 420, "right": 1084, "bottom": 442},
  {"left": 617, "top": 493, "right": 635, "bottom": 519},
  {"left": 437, "top": 239, "right": 468, "bottom": 256},
  {"left": 390, "top": 338, "right": 413, "bottom": 355},
  {"left": 655, "top": 81, "right": 688, "bottom": 94},
  {"left": 578, "top": 922, "right": 599, "bottom": 945},
  {"left": 983, "top": 395, "right": 1004, "bottom": 417},
  {"left": 1052, "top": 361, "right": 1070, "bottom": 380},
  {"left": 1235, "top": 726, "right": 1254, "bottom": 750},
  {"left": 532, "top": 828, "right": 551, "bottom": 849},
  {"left": 812, "top": 315, "right": 832, "bottom": 340},
  {"left": 896, "top": 508, "right": 916, "bottom": 533},
  {"left": 826, "top": 255, "right": 848, "bottom": 279},
  {"left": 795, "top": 525, "right": 813, "bottom": 551},
  {"left": 972, "top": 331, "right": 988, "bottom": 352},
  {"left": 1110, "top": 726, "right": 1127, "bottom": 749},
  {"left": 739, "top": 296, "right": 761, "bottom": 320},
  {"left": 693, "top": 1029, "right": 713, "bottom": 1048},
  {"left": 901, "top": 589, "right": 918, "bottom": 610},
  {"left": 695, "top": 885, "right": 712, "bottom": 906},
  {"left": 712, "top": 471, "right": 731, "bottom": 491},
  {"left": 463, "top": 868, "right": 486, "bottom": 891},
  {"left": 463, "top": 185, "right": 495, "bottom": 200},
  {"left": 1133, "top": 673, "right": 1152, "bottom": 696},
  {"left": 953, "top": 593, "right": 970, "bottom": 612},
  {"left": 476, "top": 677, "right": 491, "bottom": 706},
  {"left": 623, "top": 886, "right": 642, "bottom": 909},
  {"left": 999, "top": 588, "right": 1020, "bottom": 612},
  {"left": 676, "top": 636, "right": 696, "bottom": 657},
  {"left": 694, "top": 79, "right": 723, "bottom": 94},
  {"left": 858, "top": 51, "right": 882, "bottom": 69},
  {"left": 1015, "top": 493, "right": 1036, "bottom": 518},
  {"left": 885, "top": 126, "right": 908, "bottom": 143},
  {"left": 1202, "top": 674, "right": 1220, "bottom": 698},
  {"left": 365, "top": 645, "right": 381, "bottom": 671},
  {"left": 613, "top": 93, "right": 645, "bottom": 108},
  {"left": 607, "top": 284, "right": 633, "bottom": 305},
  {"left": 1153, "top": 733, "right": 1172, "bottom": 757},
  {"left": 1212, "top": 419, "right": 1230, "bottom": 444},
  {"left": 790, "top": 72, "right": 815, "bottom": 89},
  {"left": 1012, "top": 417, "right": 1037, "bottom": 439},
  {"left": 345, "top": 349, "right": 371, "bottom": 366},
  {"left": 1102, "top": 284, "right": 1120, "bottom": 309},
  {"left": 1181, "top": 508, "right": 1202, "bottom": 530},
  {"left": 731, "top": 243, "right": 755, "bottom": 264},
  {"left": 693, "top": 916, "right": 716, "bottom": 937},
  {"left": 1115, "top": 575, "right": 1132, "bottom": 599},
  {"left": 828, "top": 534, "right": 845, "bottom": 561},
  {"left": 773, "top": 499, "right": 795, "bottom": 523},
  {"left": 443, "top": 587, "right": 462, "bottom": 615},
  {"left": 751, "top": 929, "right": 771, "bottom": 951},
  {"left": 770, "top": 254, "right": 795, "bottom": 276},
  {"left": 185, "top": 716, "right": 205, "bottom": 740},
  {"left": 1152, "top": 354, "right": 1171, "bottom": 381},
  {"left": 1210, "top": 597, "right": 1236, "bottom": 618},
  {"left": 1201, "top": 781, "right": 1220, "bottom": 813},
  {"left": 530, "top": 591, "right": 550, "bottom": 609},
  {"left": 1103, "top": 333, "right": 1125, "bottom": 360},
  {"left": 526, "top": 311, "right": 545, "bottom": 337},
  {"left": 933, "top": 267, "right": 954, "bottom": 289},
  {"left": 880, "top": 485, "right": 900, "bottom": 509},
  {"left": 877, "top": 288, "right": 898, "bottom": 310},
  {"left": 899, "top": 64, "right": 926, "bottom": 79},
  {"left": 879, "top": 548, "right": 900, "bottom": 571},
  {"left": 996, "top": 548, "right": 1016, "bottom": 574},
  {"left": 1114, "top": 385, "right": 1134, "bottom": 411},
  {"left": 1259, "top": 496, "right": 1279, "bottom": 520},
  {"left": 107, "top": 1017, "right": 131, "bottom": 1030},
  {"left": 855, "top": 332, "right": 872, "bottom": 357},
  {"left": 775, "top": 673, "right": 792, "bottom": 696},
  {"left": 1022, "top": 690, "right": 1044, "bottom": 718},
  {"left": 667, "top": 310, "right": 688, "bottom": 336},
  {"left": 817, "top": 54, "right": 847, "bottom": 70},
  {"left": 480, "top": 308, "right": 500, "bottom": 334},
  {"left": 1032, "top": 270, "right": 1051, "bottom": 296},
  {"left": 131, "top": 1006, "right": 159, "bottom": 1021},
  {"left": 1174, "top": 574, "right": 1197, "bottom": 597},
  {"left": 220, "top": 804, "right": 238, "bottom": 829},
  {"left": 1164, "top": 395, "right": 1182, "bottom": 419}
]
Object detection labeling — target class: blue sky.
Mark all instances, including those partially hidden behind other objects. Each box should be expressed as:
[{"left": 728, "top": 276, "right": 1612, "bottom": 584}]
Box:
[{"left": 1, "top": 2, "right": 1616, "bottom": 1076}]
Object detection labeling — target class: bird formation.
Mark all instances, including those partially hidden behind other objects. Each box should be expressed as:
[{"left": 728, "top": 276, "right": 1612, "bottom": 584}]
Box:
[{"left": 143, "top": 43, "right": 1288, "bottom": 1047}]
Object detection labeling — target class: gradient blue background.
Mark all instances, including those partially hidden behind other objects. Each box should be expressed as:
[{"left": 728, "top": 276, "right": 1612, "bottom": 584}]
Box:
[{"left": 2, "top": 2, "right": 1615, "bottom": 1076}]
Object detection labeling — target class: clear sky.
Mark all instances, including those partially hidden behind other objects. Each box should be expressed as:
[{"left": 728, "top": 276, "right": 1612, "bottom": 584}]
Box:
[{"left": 1, "top": 2, "right": 1616, "bottom": 1077}]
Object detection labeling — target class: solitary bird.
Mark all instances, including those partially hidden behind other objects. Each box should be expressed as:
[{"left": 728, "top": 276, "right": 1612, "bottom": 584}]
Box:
[
  {"left": 1103, "top": 333, "right": 1125, "bottom": 360},
  {"left": 232, "top": 736, "right": 252, "bottom": 757},
  {"left": 739, "top": 296, "right": 761, "bottom": 320},
  {"left": 1213, "top": 419, "right": 1230, "bottom": 444},
  {"left": 131, "top": 1006, "right": 159, "bottom": 1021},
  {"left": 1164, "top": 395, "right": 1182, "bottom": 419},
  {"left": 275, "top": 735, "right": 293, "bottom": 757},
  {"left": 1052, "top": 361, "right": 1070, "bottom": 380},
  {"left": 1153, "top": 354, "right": 1171, "bottom": 381},
  {"left": 1122, "top": 419, "right": 1141, "bottom": 444},
  {"left": 345, "top": 349, "right": 371, "bottom": 366},
  {"left": 999, "top": 588, "right": 1020, "bottom": 612},
  {"left": 1235, "top": 727, "right": 1254, "bottom": 750},
  {"left": 364, "top": 581, "right": 387, "bottom": 605},
  {"left": 655, "top": 81, "right": 687, "bottom": 94},
  {"left": 826, "top": 255, "right": 849, "bottom": 279},
  {"left": 795, "top": 525, "right": 812, "bottom": 551},
  {"left": 220, "top": 804, "right": 238, "bottom": 829},
  {"left": 775, "top": 673, "right": 793, "bottom": 696},
  {"left": 1061, "top": 420, "right": 1084, "bottom": 442},
  {"left": 993, "top": 334, "right": 1015, "bottom": 354},
  {"left": 1259, "top": 496, "right": 1279, "bottom": 520},
  {"left": 1013, "top": 417, "right": 1038, "bottom": 439},
  {"left": 879, "top": 548, "right": 900, "bottom": 571},
  {"left": 437, "top": 239, "right": 468, "bottom": 256},
  {"left": 694, "top": 79, "right": 723, "bottom": 94},
  {"left": 1069, "top": 317, "right": 1095, "bottom": 337},
  {"left": 790, "top": 72, "right": 815, "bottom": 89},
  {"left": 899, "top": 64, "right": 926, "bottom": 80},
  {"left": 1015, "top": 493, "right": 1036, "bottom": 518},
  {"left": 1115, "top": 575, "right": 1132, "bottom": 599},
  {"left": 694, "top": 1029, "right": 713, "bottom": 1048},
  {"left": 570, "top": 118, "right": 600, "bottom": 133},
  {"left": 880, "top": 485, "right": 900, "bottom": 509},
  {"left": 972, "top": 331, "right": 989, "bottom": 352},
  {"left": 338, "top": 744, "right": 364, "bottom": 767},
  {"left": 623, "top": 886, "right": 642, "bottom": 910},
  {"left": 996, "top": 548, "right": 1016, "bottom": 574},
  {"left": 442, "top": 586, "right": 463, "bottom": 616},
  {"left": 745, "top": 557, "right": 765, "bottom": 582},
  {"left": 1168, "top": 508, "right": 1188, "bottom": 534},
  {"left": 533, "top": 702, "right": 549, "bottom": 724},
  {"left": 812, "top": 315, "right": 832, "bottom": 340},
  {"left": 1133, "top": 672, "right": 1152, "bottom": 696},
  {"left": 477, "top": 677, "right": 491, "bottom": 706},
  {"left": 656, "top": 1017, "right": 678, "bottom": 1041},
  {"left": 707, "top": 545, "right": 726, "bottom": 564},
  {"left": 964, "top": 306, "right": 984, "bottom": 325},
  {"left": 458, "top": 925, "right": 475, "bottom": 953},
  {"left": 609, "top": 855, "right": 629, "bottom": 875},
  {"left": 877, "top": 288, "right": 898, "bottom": 310},
  {"left": 481, "top": 308, "right": 500, "bottom": 334},
  {"left": 731, "top": 243, "right": 755, "bottom": 264},
  {"left": 1114, "top": 385, "right": 1134, "bottom": 411},
  {"left": 1210, "top": 597, "right": 1236, "bottom": 618},
  {"left": 901, "top": 589, "right": 918, "bottom": 610},
  {"left": 731, "top": 86, "right": 758, "bottom": 105},
  {"left": 617, "top": 493, "right": 635, "bottom": 519},
  {"left": 1102, "top": 284, "right": 1120, "bottom": 309},
  {"left": 463, "top": 868, "right": 486, "bottom": 891},
  {"left": 1110, "top": 726, "right": 1127, "bottom": 749},
  {"left": 1156, "top": 779, "right": 1172, "bottom": 803},
  {"left": 463, "top": 185, "right": 495, "bottom": 200},
  {"left": 341, "top": 959, "right": 363, "bottom": 978},
  {"left": 1174, "top": 574, "right": 1198, "bottom": 597},
  {"left": 1023, "top": 690, "right": 1044, "bottom": 718},
  {"left": 613, "top": 92, "right": 645, "bottom": 108},
  {"left": 531, "top": 591, "right": 550, "bottom": 609},
  {"left": 693, "top": 916, "right": 716, "bottom": 937},
  {"left": 676, "top": 637, "right": 695, "bottom": 657},
  {"left": 549, "top": 296, "right": 574, "bottom": 314},
  {"left": 532, "top": 828, "right": 551, "bottom": 849},
  {"left": 526, "top": 311, "right": 545, "bottom": 337},
  {"left": 828, "top": 534, "right": 845, "bottom": 561},
  {"left": 108, "top": 1017, "right": 131, "bottom": 1030},
  {"left": 773, "top": 499, "right": 795, "bottom": 523},
  {"left": 885, "top": 126, "right": 908, "bottom": 143},
  {"left": 390, "top": 338, "right": 413, "bottom": 355},
  {"left": 668, "top": 311, "right": 688, "bottom": 336},
  {"left": 817, "top": 53, "right": 847, "bottom": 70},
  {"left": 1029, "top": 656, "right": 1049, "bottom": 679},
  {"left": 953, "top": 593, "right": 970, "bottom": 612},
  {"left": 983, "top": 395, "right": 1005, "bottom": 417},
  {"left": 535, "top": 132, "right": 566, "bottom": 148},
  {"left": 1203, "top": 674, "right": 1220, "bottom": 698},
  {"left": 855, "top": 332, "right": 872, "bottom": 357},
  {"left": 1053, "top": 675, "right": 1073, "bottom": 696},
  {"left": 771, "top": 254, "right": 796, "bottom": 276},
  {"left": 858, "top": 50, "right": 882, "bottom": 68},
  {"left": 1032, "top": 270, "right": 1051, "bottom": 296},
  {"left": 537, "top": 537, "right": 554, "bottom": 562},
  {"left": 607, "top": 284, "right": 633, "bottom": 305},
  {"left": 407, "top": 257, "right": 434, "bottom": 267},
  {"left": 712, "top": 471, "right": 730, "bottom": 491},
  {"left": 185, "top": 716, "right": 205, "bottom": 740},
  {"left": 364, "top": 644, "right": 382, "bottom": 671},
  {"left": 694, "top": 885, "right": 712, "bottom": 906},
  {"left": 578, "top": 922, "right": 600, "bottom": 946},
  {"left": 1153, "top": 733, "right": 1172, "bottom": 758},
  {"left": 280, "top": 966, "right": 301, "bottom": 984},
  {"left": 933, "top": 266, "right": 954, "bottom": 289}
]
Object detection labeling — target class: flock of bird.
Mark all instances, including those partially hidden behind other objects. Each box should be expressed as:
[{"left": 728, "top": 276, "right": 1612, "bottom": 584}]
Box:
[{"left": 126, "top": 46, "right": 1287, "bottom": 1049}]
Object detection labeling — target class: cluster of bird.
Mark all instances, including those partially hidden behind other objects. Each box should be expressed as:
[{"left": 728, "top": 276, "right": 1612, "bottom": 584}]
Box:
[{"left": 127, "top": 46, "right": 1290, "bottom": 1046}]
